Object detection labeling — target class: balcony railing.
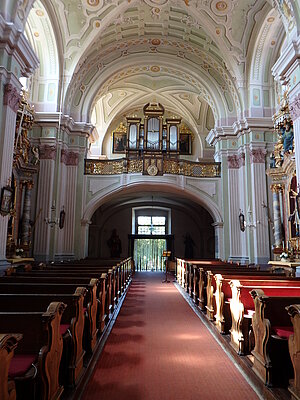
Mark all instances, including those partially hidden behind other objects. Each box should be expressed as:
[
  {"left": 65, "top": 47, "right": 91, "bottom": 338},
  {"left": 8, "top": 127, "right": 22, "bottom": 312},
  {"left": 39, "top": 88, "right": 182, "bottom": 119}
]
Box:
[{"left": 85, "top": 158, "right": 221, "bottom": 178}]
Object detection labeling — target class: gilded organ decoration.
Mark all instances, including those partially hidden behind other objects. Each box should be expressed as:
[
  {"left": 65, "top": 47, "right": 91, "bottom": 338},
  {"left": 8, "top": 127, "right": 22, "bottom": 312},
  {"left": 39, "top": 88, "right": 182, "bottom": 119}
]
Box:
[{"left": 87, "top": 104, "right": 219, "bottom": 177}]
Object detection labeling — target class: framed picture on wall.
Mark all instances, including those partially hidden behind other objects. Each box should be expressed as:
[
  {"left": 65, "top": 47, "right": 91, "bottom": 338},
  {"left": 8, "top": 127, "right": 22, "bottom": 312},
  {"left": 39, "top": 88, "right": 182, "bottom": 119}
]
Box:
[
  {"left": 0, "top": 185, "right": 13, "bottom": 216},
  {"left": 112, "top": 132, "right": 127, "bottom": 153},
  {"left": 179, "top": 133, "right": 192, "bottom": 155}
]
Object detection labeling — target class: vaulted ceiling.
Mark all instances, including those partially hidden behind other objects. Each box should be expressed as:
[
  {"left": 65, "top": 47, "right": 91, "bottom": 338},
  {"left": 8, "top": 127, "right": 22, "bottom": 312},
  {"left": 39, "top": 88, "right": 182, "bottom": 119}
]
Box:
[{"left": 24, "top": 0, "right": 292, "bottom": 155}]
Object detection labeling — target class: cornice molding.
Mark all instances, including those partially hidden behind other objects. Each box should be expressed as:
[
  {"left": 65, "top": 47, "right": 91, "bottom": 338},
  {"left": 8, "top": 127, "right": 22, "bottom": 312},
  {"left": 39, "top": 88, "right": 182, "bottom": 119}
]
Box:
[
  {"left": 207, "top": 117, "right": 274, "bottom": 147},
  {"left": 34, "top": 113, "right": 95, "bottom": 137},
  {"left": 0, "top": 15, "right": 39, "bottom": 77},
  {"left": 272, "top": 36, "right": 300, "bottom": 83}
]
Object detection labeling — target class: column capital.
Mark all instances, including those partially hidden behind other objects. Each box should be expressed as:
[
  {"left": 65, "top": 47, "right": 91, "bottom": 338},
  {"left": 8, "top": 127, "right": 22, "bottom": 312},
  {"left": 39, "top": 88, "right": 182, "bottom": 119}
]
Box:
[
  {"left": 249, "top": 148, "right": 266, "bottom": 164},
  {"left": 61, "top": 150, "right": 79, "bottom": 166},
  {"left": 227, "top": 153, "right": 245, "bottom": 169},
  {"left": 290, "top": 94, "right": 300, "bottom": 122},
  {"left": 227, "top": 155, "right": 240, "bottom": 169},
  {"left": 39, "top": 145, "right": 57, "bottom": 160},
  {"left": 3, "top": 84, "right": 20, "bottom": 113}
]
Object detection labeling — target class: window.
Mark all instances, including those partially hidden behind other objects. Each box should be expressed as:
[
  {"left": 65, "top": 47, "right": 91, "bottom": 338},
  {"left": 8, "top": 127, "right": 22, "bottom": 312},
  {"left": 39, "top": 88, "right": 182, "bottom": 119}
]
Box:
[{"left": 137, "top": 216, "right": 166, "bottom": 235}]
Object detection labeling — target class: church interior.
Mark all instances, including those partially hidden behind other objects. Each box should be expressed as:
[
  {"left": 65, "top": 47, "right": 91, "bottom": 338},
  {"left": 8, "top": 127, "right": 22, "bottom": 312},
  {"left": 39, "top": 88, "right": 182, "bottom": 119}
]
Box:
[{"left": 1, "top": 0, "right": 300, "bottom": 399}]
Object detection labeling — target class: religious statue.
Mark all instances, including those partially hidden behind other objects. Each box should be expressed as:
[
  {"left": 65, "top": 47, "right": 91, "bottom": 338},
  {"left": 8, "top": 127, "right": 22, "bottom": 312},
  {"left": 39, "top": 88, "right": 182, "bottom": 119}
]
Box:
[
  {"left": 184, "top": 233, "right": 195, "bottom": 259},
  {"left": 107, "top": 229, "right": 122, "bottom": 258},
  {"left": 269, "top": 152, "right": 276, "bottom": 168},
  {"left": 274, "top": 135, "right": 284, "bottom": 167},
  {"left": 281, "top": 119, "right": 294, "bottom": 153}
]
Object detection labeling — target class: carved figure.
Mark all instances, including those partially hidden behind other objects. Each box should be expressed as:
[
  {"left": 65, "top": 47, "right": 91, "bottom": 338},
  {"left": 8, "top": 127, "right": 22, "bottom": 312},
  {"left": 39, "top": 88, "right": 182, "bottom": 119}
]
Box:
[
  {"left": 184, "top": 233, "right": 195, "bottom": 259},
  {"left": 282, "top": 119, "right": 294, "bottom": 153},
  {"left": 107, "top": 229, "right": 122, "bottom": 258}
]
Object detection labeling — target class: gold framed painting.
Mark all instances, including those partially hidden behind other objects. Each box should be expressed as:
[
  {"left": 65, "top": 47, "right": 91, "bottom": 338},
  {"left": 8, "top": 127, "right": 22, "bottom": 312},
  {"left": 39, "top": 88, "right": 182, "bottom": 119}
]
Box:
[{"left": 112, "top": 132, "right": 127, "bottom": 153}]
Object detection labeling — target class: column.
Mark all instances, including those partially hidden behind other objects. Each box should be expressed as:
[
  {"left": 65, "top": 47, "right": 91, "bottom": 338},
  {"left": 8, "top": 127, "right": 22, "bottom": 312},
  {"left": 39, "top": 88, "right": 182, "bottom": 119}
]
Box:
[
  {"left": 55, "top": 150, "right": 79, "bottom": 260},
  {"left": 227, "top": 154, "right": 243, "bottom": 262},
  {"left": 271, "top": 184, "right": 283, "bottom": 248},
  {"left": 290, "top": 94, "right": 300, "bottom": 185},
  {"left": 249, "top": 147, "right": 270, "bottom": 264},
  {"left": 212, "top": 222, "right": 224, "bottom": 260},
  {"left": 21, "top": 181, "right": 33, "bottom": 247},
  {"left": 33, "top": 144, "right": 56, "bottom": 261},
  {"left": 0, "top": 84, "right": 21, "bottom": 268}
]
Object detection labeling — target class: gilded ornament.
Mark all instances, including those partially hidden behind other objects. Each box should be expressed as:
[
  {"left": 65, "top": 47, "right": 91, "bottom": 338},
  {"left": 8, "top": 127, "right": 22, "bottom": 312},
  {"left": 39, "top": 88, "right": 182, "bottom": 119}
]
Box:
[
  {"left": 87, "top": 0, "right": 100, "bottom": 6},
  {"left": 215, "top": 1, "right": 228, "bottom": 11}
]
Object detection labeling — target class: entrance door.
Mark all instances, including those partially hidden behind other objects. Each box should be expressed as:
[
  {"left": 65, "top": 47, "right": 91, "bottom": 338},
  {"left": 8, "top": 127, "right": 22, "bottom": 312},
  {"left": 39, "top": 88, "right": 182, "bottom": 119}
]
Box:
[{"left": 134, "top": 238, "right": 166, "bottom": 271}]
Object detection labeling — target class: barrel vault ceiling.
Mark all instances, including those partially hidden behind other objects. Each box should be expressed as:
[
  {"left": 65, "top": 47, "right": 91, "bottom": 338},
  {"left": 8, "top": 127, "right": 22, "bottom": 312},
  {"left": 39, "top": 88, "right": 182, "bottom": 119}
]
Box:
[{"left": 27, "top": 0, "right": 286, "bottom": 154}]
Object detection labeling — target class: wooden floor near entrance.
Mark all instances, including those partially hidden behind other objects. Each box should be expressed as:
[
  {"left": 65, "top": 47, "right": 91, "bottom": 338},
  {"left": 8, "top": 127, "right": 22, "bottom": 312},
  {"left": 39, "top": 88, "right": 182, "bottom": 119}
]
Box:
[{"left": 81, "top": 272, "right": 260, "bottom": 400}]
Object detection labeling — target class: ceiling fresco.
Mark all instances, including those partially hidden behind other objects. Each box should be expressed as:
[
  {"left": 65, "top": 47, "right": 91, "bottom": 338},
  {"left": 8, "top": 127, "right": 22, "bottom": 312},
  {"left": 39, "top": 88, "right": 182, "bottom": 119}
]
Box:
[{"left": 21, "top": 0, "right": 295, "bottom": 154}]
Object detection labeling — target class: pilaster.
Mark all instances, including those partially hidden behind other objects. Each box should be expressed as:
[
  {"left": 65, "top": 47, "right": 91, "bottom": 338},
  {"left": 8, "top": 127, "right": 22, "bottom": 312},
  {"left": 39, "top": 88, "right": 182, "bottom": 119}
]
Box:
[
  {"left": 0, "top": 83, "right": 21, "bottom": 269},
  {"left": 33, "top": 144, "right": 57, "bottom": 261},
  {"left": 249, "top": 146, "right": 270, "bottom": 264}
]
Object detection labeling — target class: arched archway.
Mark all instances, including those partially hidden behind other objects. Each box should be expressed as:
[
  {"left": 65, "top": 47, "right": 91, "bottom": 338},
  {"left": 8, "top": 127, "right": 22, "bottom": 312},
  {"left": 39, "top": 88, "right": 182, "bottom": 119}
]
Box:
[{"left": 81, "top": 178, "right": 224, "bottom": 260}]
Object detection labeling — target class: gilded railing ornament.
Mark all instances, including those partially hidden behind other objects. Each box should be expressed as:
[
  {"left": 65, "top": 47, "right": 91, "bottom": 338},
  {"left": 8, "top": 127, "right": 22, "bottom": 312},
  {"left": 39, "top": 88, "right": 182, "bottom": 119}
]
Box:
[{"left": 85, "top": 158, "right": 221, "bottom": 178}]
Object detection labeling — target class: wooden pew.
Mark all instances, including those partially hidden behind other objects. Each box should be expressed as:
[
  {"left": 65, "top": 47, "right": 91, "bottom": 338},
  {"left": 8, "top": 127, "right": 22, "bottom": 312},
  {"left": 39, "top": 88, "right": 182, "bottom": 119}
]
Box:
[
  {"left": 0, "top": 279, "right": 99, "bottom": 354},
  {"left": 210, "top": 273, "right": 292, "bottom": 334},
  {"left": 176, "top": 258, "right": 226, "bottom": 291},
  {"left": 286, "top": 304, "right": 300, "bottom": 400},
  {"left": 251, "top": 289, "right": 300, "bottom": 388},
  {"left": 229, "top": 280, "right": 300, "bottom": 355},
  {"left": 0, "top": 333, "right": 22, "bottom": 400},
  {"left": 198, "top": 267, "right": 268, "bottom": 315},
  {"left": 0, "top": 302, "right": 66, "bottom": 400},
  {"left": 0, "top": 290, "right": 86, "bottom": 387}
]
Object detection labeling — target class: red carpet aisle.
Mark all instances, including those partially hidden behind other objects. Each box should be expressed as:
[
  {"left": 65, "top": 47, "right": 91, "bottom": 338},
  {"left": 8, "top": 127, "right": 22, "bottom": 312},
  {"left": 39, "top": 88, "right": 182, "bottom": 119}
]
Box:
[{"left": 82, "top": 272, "right": 259, "bottom": 400}]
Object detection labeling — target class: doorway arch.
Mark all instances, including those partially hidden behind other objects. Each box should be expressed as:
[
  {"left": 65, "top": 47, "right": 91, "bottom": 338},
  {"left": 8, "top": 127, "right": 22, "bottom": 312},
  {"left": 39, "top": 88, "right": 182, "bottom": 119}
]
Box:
[{"left": 81, "top": 178, "right": 223, "bottom": 260}]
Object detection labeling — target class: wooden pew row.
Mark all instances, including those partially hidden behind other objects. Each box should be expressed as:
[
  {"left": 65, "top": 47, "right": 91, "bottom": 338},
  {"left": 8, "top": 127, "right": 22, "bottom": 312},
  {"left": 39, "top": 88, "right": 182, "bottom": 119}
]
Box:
[
  {"left": 286, "top": 304, "right": 300, "bottom": 400},
  {"left": 1, "top": 258, "right": 133, "bottom": 398},
  {"left": 0, "top": 278, "right": 100, "bottom": 350},
  {"left": 42, "top": 257, "right": 133, "bottom": 290},
  {"left": 0, "top": 274, "right": 108, "bottom": 335},
  {"left": 0, "top": 290, "right": 86, "bottom": 388},
  {"left": 0, "top": 302, "right": 66, "bottom": 400},
  {"left": 24, "top": 259, "right": 132, "bottom": 309},
  {"left": 50, "top": 258, "right": 122, "bottom": 267},
  {"left": 0, "top": 333, "right": 22, "bottom": 400},
  {"left": 176, "top": 257, "right": 258, "bottom": 300},
  {"left": 42, "top": 266, "right": 121, "bottom": 310},
  {"left": 4, "top": 257, "right": 133, "bottom": 338},
  {"left": 199, "top": 267, "right": 273, "bottom": 315},
  {"left": 228, "top": 280, "right": 300, "bottom": 355},
  {"left": 250, "top": 289, "right": 300, "bottom": 389},
  {"left": 9, "top": 270, "right": 113, "bottom": 325},
  {"left": 176, "top": 258, "right": 232, "bottom": 289},
  {"left": 187, "top": 261, "right": 250, "bottom": 296},
  {"left": 206, "top": 272, "right": 290, "bottom": 328}
]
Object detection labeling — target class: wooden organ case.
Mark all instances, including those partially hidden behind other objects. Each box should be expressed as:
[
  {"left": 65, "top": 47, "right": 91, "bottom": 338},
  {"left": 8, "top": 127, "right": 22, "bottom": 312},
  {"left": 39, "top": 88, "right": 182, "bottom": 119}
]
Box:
[{"left": 126, "top": 103, "right": 181, "bottom": 176}]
